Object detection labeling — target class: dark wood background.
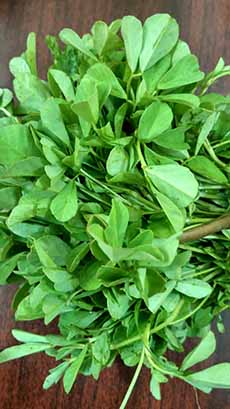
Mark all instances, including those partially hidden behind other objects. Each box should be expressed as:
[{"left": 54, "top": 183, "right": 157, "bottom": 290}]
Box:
[{"left": 0, "top": 0, "right": 229, "bottom": 408}]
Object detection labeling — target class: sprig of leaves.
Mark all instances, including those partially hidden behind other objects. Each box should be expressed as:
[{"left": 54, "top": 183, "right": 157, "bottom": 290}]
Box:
[{"left": 0, "top": 14, "right": 229, "bottom": 408}]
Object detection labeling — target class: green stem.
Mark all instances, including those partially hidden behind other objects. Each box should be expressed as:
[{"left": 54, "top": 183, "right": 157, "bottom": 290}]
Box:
[
  {"left": 0, "top": 107, "right": 14, "bottom": 118},
  {"left": 111, "top": 300, "right": 184, "bottom": 350},
  {"left": 76, "top": 181, "right": 110, "bottom": 206},
  {"left": 182, "top": 266, "right": 216, "bottom": 279},
  {"left": 111, "top": 334, "right": 141, "bottom": 350},
  {"left": 136, "top": 140, "right": 147, "bottom": 169},
  {"left": 150, "top": 299, "right": 184, "bottom": 335},
  {"left": 204, "top": 140, "right": 228, "bottom": 169},
  {"left": 119, "top": 346, "right": 145, "bottom": 409},
  {"left": 213, "top": 139, "right": 230, "bottom": 149},
  {"left": 144, "top": 348, "right": 181, "bottom": 378},
  {"left": 164, "top": 294, "right": 211, "bottom": 327},
  {"left": 203, "top": 270, "right": 221, "bottom": 281},
  {"left": 111, "top": 295, "right": 212, "bottom": 351},
  {"left": 80, "top": 169, "right": 130, "bottom": 205},
  {"left": 136, "top": 140, "right": 158, "bottom": 198}
]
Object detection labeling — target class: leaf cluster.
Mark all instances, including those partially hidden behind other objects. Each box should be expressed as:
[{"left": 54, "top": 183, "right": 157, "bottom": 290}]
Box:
[{"left": 0, "top": 15, "right": 229, "bottom": 406}]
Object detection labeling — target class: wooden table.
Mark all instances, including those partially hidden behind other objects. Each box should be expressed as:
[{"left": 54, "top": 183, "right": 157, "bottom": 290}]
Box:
[{"left": 0, "top": 1, "right": 229, "bottom": 408}]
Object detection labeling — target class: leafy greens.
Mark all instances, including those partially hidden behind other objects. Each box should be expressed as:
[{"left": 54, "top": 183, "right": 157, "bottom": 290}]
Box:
[{"left": 0, "top": 13, "right": 230, "bottom": 407}]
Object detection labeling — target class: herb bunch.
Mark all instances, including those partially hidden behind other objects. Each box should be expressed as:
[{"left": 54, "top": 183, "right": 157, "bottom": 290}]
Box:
[{"left": 0, "top": 14, "right": 229, "bottom": 406}]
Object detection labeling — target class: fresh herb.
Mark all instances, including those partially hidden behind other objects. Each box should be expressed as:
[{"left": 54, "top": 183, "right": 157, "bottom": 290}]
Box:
[{"left": 0, "top": 14, "right": 229, "bottom": 407}]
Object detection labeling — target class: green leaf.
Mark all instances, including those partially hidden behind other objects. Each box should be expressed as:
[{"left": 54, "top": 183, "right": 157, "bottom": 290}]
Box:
[
  {"left": 63, "top": 345, "right": 88, "bottom": 393},
  {"left": 50, "top": 181, "right": 78, "bottom": 222},
  {"left": 195, "top": 112, "right": 219, "bottom": 155},
  {"left": 146, "top": 164, "right": 198, "bottom": 207},
  {"left": 79, "top": 261, "right": 101, "bottom": 291},
  {"left": 150, "top": 373, "right": 161, "bottom": 400},
  {"left": 9, "top": 57, "right": 30, "bottom": 76},
  {"left": 0, "top": 88, "right": 13, "bottom": 107},
  {"left": 186, "top": 363, "right": 230, "bottom": 389},
  {"left": 49, "top": 69, "right": 75, "bottom": 101},
  {"left": 158, "top": 55, "right": 204, "bottom": 89},
  {"left": 156, "top": 192, "right": 185, "bottom": 232},
  {"left": 104, "top": 288, "right": 130, "bottom": 320},
  {"left": 176, "top": 279, "right": 212, "bottom": 299},
  {"left": 120, "top": 341, "right": 143, "bottom": 367},
  {"left": 12, "top": 329, "right": 48, "bottom": 344},
  {"left": 114, "top": 103, "right": 128, "bottom": 138},
  {"left": 140, "top": 14, "right": 179, "bottom": 71},
  {"left": 25, "top": 32, "right": 38, "bottom": 76},
  {"left": 121, "top": 16, "right": 143, "bottom": 72},
  {"left": 92, "top": 333, "right": 110, "bottom": 365},
  {"left": 138, "top": 101, "right": 173, "bottom": 142},
  {"left": 153, "top": 127, "right": 188, "bottom": 150},
  {"left": 187, "top": 156, "right": 228, "bottom": 184},
  {"left": 143, "top": 55, "right": 171, "bottom": 93},
  {"left": 59, "top": 28, "right": 97, "bottom": 61},
  {"left": 67, "top": 243, "right": 89, "bottom": 272},
  {"left": 42, "top": 294, "right": 67, "bottom": 324},
  {"left": 3, "top": 157, "right": 45, "bottom": 177},
  {"left": 104, "top": 198, "right": 129, "bottom": 248},
  {"left": 13, "top": 73, "right": 50, "bottom": 111},
  {"left": 60, "top": 310, "right": 102, "bottom": 330},
  {"left": 172, "top": 40, "right": 191, "bottom": 64},
  {"left": 0, "top": 343, "right": 51, "bottom": 363},
  {"left": 86, "top": 63, "right": 126, "bottom": 99},
  {"left": 106, "top": 146, "right": 129, "bottom": 176},
  {"left": 40, "top": 98, "right": 70, "bottom": 147},
  {"left": 72, "top": 76, "right": 99, "bottom": 124},
  {"left": 43, "top": 362, "right": 70, "bottom": 389},
  {"left": 0, "top": 187, "right": 19, "bottom": 210},
  {"left": 0, "top": 254, "right": 23, "bottom": 284},
  {"left": 147, "top": 280, "right": 176, "bottom": 313},
  {"left": 0, "top": 124, "right": 40, "bottom": 166},
  {"left": 181, "top": 331, "right": 216, "bottom": 371},
  {"left": 91, "top": 21, "right": 109, "bottom": 56},
  {"left": 159, "top": 93, "right": 200, "bottom": 108},
  {"left": 34, "top": 235, "right": 70, "bottom": 267}
]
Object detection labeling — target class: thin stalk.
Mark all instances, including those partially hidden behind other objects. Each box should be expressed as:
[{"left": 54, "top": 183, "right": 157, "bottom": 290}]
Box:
[
  {"left": 204, "top": 140, "right": 228, "bottom": 169},
  {"left": 136, "top": 140, "right": 158, "bottom": 198},
  {"left": 80, "top": 169, "right": 130, "bottom": 205},
  {"left": 111, "top": 300, "right": 184, "bottom": 350},
  {"left": 182, "top": 266, "right": 216, "bottom": 279},
  {"left": 164, "top": 294, "right": 211, "bottom": 327},
  {"left": 0, "top": 107, "right": 18, "bottom": 120},
  {"left": 150, "top": 299, "right": 184, "bottom": 335},
  {"left": 203, "top": 270, "right": 222, "bottom": 281},
  {"left": 213, "top": 139, "right": 230, "bottom": 149},
  {"left": 119, "top": 346, "right": 145, "bottom": 409},
  {"left": 180, "top": 214, "right": 230, "bottom": 242},
  {"left": 144, "top": 348, "right": 182, "bottom": 378},
  {"left": 111, "top": 296, "right": 211, "bottom": 351}
]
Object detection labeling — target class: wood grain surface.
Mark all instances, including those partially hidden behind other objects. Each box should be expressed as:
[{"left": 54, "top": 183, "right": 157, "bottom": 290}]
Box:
[{"left": 0, "top": 1, "right": 229, "bottom": 408}]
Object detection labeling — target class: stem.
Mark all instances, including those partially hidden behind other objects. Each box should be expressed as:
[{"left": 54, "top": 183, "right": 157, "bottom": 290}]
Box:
[
  {"left": 112, "top": 295, "right": 211, "bottom": 351},
  {"left": 136, "top": 140, "right": 158, "bottom": 197},
  {"left": 145, "top": 348, "right": 181, "bottom": 378},
  {"left": 119, "top": 346, "right": 145, "bottom": 409},
  {"left": 180, "top": 214, "right": 230, "bottom": 242},
  {"left": 213, "top": 139, "right": 230, "bottom": 149},
  {"left": 111, "top": 300, "right": 184, "bottom": 350},
  {"left": 80, "top": 169, "right": 130, "bottom": 205},
  {"left": 165, "top": 294, "right": 211, "bottom": 327},
  {"left": 150, "top": 299, "right": 184, "bottom": 335},
  {"left": 182, "top": 266, "right": 216, "bottom": 279},
  {"left": 204, "top": 140, "right": 228, "bottom": 169},
  {"left": 111, "top": 335, "right": 141, "bottom": 350},
  {"left": 136, "top": 140, "right": 147, "bottom": 169}
]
